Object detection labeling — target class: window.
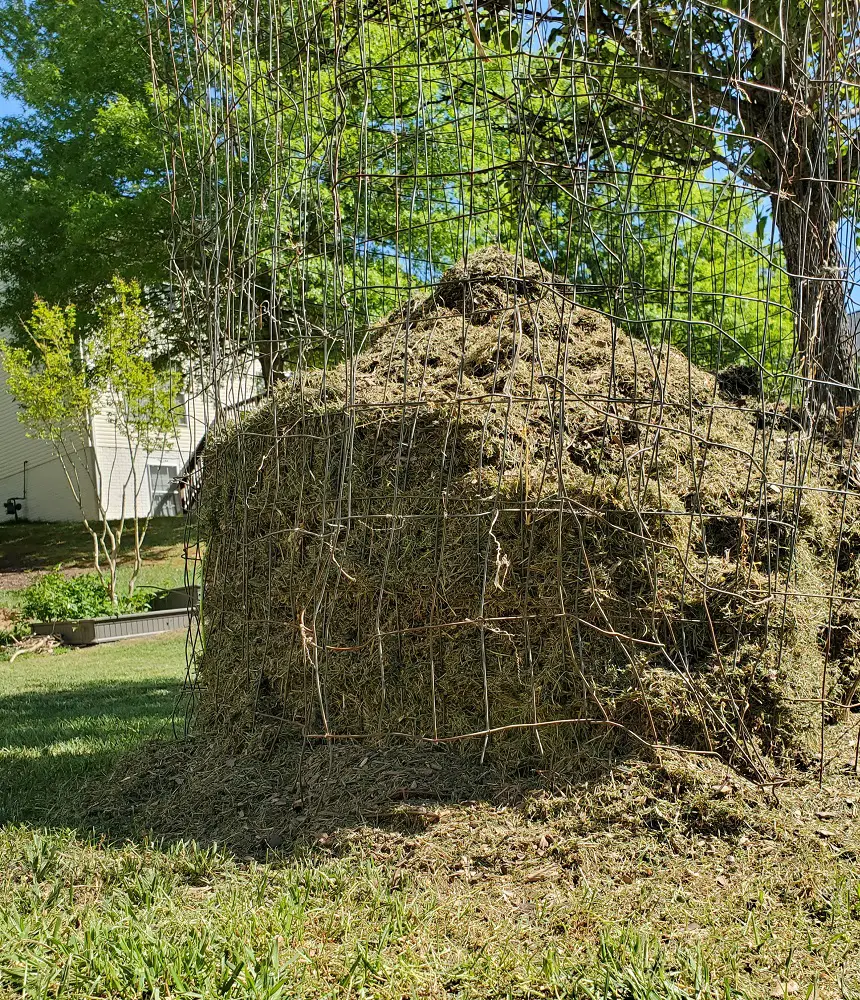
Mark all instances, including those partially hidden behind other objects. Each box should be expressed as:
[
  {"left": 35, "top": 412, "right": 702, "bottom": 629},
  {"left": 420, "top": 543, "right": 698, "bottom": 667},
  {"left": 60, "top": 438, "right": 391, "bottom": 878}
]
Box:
[
  {"left": 175, "top": 391, "right": 188, "bottom": 427},
  {"left": 148, "top": 464, "right": 180, "bottom": 516}
]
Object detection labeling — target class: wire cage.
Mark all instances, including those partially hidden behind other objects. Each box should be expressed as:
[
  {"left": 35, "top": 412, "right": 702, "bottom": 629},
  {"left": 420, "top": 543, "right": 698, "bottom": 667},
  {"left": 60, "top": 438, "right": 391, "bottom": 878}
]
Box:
[{"left": 147, "top": 0, "right": 860, "bottom": 780}]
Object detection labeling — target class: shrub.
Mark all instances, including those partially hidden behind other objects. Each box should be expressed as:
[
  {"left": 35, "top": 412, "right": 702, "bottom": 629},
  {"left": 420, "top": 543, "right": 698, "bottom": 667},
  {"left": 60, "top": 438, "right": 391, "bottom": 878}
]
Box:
[{"left": 19, "top": 571, "right": 151, "bottom": 622}]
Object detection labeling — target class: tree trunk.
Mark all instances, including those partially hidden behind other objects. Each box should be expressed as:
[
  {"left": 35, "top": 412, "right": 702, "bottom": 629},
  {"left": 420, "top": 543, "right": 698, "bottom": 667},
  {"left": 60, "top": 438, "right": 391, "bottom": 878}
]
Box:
[
  {"left": 760, "top": 43, "right": 858, "bottom": 413},
  {"left": 107, "top": 553, "right": 119, "bottom": 605},
  {"left": 772, "top": 189, "right": 857, "bottom": 411},
  {"left": 256, "top": 332, "right": 274, "bottom": 387}
]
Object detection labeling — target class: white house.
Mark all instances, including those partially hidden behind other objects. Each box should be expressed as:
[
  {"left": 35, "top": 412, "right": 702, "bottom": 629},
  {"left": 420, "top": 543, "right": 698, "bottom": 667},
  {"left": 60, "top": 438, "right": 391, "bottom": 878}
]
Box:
[{"left": 0, "top": 362, "right": 260, "bottom": 523}]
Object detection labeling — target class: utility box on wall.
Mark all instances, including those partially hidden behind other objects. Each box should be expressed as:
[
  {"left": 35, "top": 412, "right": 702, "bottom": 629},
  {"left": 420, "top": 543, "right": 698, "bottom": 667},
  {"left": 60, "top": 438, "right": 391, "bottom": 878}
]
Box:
[{"left": 3, "top": 497, "right": 25, "bottom": 519}]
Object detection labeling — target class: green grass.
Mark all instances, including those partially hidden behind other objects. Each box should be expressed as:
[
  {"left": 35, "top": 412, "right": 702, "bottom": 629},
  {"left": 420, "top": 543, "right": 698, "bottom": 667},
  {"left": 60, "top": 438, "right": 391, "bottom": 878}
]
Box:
[
  {"left": 1, "top": 588, "right": 26, "bottom": 611},
  {"left": 1, "top": 639, "right": 859, "bottom": 998},
  {"left": 0, "top": 517, "right": 188, "bottom": 572},
  {"left": 0, "top": 632, "right": 186, "bottom": 825}
]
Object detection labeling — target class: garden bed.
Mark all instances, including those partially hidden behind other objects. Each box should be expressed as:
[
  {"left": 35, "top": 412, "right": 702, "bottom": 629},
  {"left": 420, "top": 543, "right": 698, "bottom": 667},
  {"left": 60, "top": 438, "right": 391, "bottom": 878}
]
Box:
[{"left": 30, "top": 586, "right": 198, "bottom": 645}]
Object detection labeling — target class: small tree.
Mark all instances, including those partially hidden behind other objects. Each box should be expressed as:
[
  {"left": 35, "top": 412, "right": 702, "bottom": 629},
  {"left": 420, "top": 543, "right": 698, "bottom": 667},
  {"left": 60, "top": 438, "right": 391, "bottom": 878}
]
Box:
[{"left": 0, "top": 278, "right": 175, "bottom": 602}]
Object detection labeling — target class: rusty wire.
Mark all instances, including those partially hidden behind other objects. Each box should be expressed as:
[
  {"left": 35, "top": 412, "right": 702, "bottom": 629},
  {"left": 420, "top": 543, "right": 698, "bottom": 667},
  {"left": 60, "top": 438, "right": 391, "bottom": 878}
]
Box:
[{"left": 146, "top": 0, "right": 860, "bottom": 781}]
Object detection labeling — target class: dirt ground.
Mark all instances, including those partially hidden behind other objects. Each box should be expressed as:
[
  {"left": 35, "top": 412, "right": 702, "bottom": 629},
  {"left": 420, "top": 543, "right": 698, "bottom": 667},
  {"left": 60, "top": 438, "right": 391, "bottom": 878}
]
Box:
[{"left": 0, "top": 567, "right": 88, "bottom": 591}]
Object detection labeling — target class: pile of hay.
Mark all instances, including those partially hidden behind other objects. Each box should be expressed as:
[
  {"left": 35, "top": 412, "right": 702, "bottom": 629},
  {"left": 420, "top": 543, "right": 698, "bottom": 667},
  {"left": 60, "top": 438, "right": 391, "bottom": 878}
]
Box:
[{"left": 198, "top": 248, "right": 860, "bottom": 776}]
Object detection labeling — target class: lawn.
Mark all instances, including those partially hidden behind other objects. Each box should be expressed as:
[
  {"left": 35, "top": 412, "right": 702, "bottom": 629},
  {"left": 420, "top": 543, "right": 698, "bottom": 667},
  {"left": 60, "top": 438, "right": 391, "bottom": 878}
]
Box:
[
  {"left": 0, "top": 517, "right": 188, "bottom": 572},
  {"left": 0, "top": 632, "right": 187, "bottom": 824},
  {"left": 1, "top": 636, "right": 860, "bottom": 998}
]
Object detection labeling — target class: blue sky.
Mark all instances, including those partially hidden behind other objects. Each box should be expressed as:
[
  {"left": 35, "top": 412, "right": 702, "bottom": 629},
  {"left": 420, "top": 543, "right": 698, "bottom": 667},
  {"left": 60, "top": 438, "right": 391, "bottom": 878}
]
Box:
[
  {"left": 0, "top": 92, "right": 22, "bottom": 116},
  {"left": 0, "top": 54, "right": 22, "bottom": 117}
]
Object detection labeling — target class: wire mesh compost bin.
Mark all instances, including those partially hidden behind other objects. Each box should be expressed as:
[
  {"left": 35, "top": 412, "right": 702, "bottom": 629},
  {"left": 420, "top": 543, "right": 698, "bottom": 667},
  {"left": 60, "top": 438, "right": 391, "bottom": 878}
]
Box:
[{"left": 148, "top": 0, "right": 860, "bottom": 779}]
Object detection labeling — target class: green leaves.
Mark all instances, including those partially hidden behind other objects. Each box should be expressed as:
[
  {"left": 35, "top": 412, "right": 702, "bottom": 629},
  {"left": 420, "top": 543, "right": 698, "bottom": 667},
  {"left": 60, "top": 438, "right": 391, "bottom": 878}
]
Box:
[
  {"left": 0, "top": 0, "right": 170, "bottom": 339},
  {"left": 1, "top": 279, "right": 180, "bottom": 600},
  {"left": 571, "top": 170, "right": 794, "bottom": 371},
  {"left": 1, "top": 278, "right": 176, "bottom": 458},
  {"left": 19, "top": 569, "right": 151, "bottom": 621},
  {"left": 478, "top": 17, "right": 520, "bottom": 51},
  {"left": 0, "top": 300, "right": 91, "bottom": 442},
  {"left": 90, "top": 277, "right": 176, "bottom": 452}
]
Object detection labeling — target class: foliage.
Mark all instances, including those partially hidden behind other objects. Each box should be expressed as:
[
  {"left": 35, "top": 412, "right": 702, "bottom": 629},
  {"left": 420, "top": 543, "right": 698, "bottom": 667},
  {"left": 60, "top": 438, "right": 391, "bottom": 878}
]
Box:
[
  {"left": 0, "top": 615, "right": 28, "bottom": 646},
  {"left": 0, "top": 0, "right": 171, "bottom": 339},
  {"left": 0, "top": 299, "right": 91, "bottom": 441},
  {"left": 535, "top": 0, "right": 856, "bottom": 192},
  {"left": 153, "top": 0, "right": 796, "bottom": 378},
  {"left": 152, "top": 0, "right": 503, "bottom": 367},
  {"left": 571, "top": 171, "right": 794, "bottom": 370},
  {"left": 3, "top": 0, "right": 852, "bottom": 388},
  {"left": 0, "top": 278, "right": 175, "bottom": 457},
  {"left": 532, "top": 0, "right": 860, "bottom": 396},
  {"left": 89, "top": 278, "right": 175, "bottom": 452},
  {"left": 18, "top": 570, "right": 150, "bottom": 621},
  {"left": 0, "top": 280, "right": 177, "bottom": 601}
]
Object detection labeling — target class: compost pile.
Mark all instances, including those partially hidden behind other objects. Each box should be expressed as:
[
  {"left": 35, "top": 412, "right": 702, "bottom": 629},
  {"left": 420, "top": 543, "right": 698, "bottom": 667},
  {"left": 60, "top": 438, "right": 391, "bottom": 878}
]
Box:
[{"left": 198, "top": 248, "right": 860, "bottom": 777}]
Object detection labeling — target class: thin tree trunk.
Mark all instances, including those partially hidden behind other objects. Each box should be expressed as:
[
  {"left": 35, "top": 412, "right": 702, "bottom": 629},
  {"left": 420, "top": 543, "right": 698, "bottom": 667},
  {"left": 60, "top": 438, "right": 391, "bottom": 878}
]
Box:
[
  {"left": 108, "top": 556, "right": 119, "bottom": 605},
  {"left": 257, "top": 336, "right": 274, "bottom": 388}
]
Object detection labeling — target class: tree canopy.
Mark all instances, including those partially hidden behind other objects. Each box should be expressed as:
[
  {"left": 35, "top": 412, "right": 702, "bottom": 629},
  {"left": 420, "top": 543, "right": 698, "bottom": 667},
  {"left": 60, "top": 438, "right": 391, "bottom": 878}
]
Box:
[
  {"left": 533, "top": 0, "right": 860, "bottom": 401},
  {"left": 0, "top": 0, "right": 846, "bottom": 392},
  {"left": 0, "top": 277, "right": 176, "bottom": 598},
  {"left": 0, "top": 0, "right": 169, "bottom": 337}
]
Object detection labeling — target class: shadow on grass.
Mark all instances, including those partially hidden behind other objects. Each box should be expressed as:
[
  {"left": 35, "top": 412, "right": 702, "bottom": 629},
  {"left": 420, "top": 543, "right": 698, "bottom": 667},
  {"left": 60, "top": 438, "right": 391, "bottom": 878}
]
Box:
[
  {"left": 0, "top": 667, "right": 749, "bottom": 866},
  {"left": 0, "top": 678, "right": 183, "bottom": 827},
  {"left": 0, "top": 517, "right": 188, "bottom": 571},
  {"left": 0, "top": 669, "right": 579, "bottom": 854},
  {"left": 0, "top": 672, "right": 653, "bottom": 858},
  {"left": 0, "top": 672, "right": 505, "bottom": 850}
]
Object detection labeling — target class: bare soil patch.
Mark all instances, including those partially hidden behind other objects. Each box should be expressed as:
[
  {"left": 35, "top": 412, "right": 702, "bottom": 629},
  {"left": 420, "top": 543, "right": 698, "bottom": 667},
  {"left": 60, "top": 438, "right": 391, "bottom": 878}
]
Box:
[{"left": 0, "top": 567, "right": 88, "bottom": 591}]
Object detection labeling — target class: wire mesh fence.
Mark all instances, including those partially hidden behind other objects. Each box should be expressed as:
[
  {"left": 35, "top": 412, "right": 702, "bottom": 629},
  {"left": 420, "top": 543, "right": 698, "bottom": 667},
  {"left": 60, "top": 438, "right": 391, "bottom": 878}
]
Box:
[{"left": 147, "top": 0, "right": 860, "bottom": 780}]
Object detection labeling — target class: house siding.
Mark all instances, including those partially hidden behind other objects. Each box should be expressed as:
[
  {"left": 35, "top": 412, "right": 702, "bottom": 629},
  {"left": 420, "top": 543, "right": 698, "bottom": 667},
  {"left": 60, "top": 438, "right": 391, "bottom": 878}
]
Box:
[
  {"left": 88, "top": 368, "right": 260, "bottom": 519},
  {"left": 0, "top": 367, "right": 97, "bottom": 522},
  {"left": 2, "top": 357, "right": 260, "bottom": 523},
  {"left": 89, "top": 413, "right": 196, "bottom": 520}
]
